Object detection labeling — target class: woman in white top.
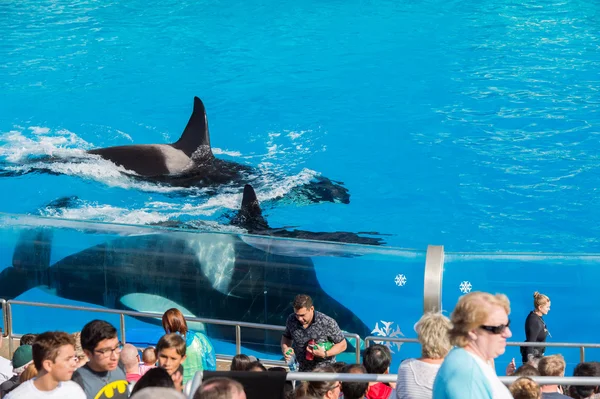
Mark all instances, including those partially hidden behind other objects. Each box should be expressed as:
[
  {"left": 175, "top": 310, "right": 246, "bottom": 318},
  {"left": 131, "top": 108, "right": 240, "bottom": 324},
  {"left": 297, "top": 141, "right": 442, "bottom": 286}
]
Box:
[{"left": 396, "top": 312, "right": 452, "bottom": 399}]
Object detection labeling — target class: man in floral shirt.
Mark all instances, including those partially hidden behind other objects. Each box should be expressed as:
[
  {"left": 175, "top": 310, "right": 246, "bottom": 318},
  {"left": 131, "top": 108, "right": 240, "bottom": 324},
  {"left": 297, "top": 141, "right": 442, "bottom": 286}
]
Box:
[{"left": 281, "top": 294, "right": 347, "bottom": 371}]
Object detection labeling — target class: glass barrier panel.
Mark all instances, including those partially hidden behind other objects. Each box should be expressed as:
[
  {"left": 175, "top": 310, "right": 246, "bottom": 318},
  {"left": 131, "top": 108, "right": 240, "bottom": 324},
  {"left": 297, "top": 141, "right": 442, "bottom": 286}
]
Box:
[
  {"left": 443, "top": 252, "right": 600, "bottom": 374},
  {"left": 0, "top": 213, "right": 426, "bottom": 370}
]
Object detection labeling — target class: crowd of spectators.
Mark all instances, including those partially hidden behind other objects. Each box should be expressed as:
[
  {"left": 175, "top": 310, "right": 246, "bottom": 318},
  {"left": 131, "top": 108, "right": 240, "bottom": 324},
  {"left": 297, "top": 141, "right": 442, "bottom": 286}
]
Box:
[
  {"left": 0, "top": 307, "right": 217, "bottom": 399},
  {"left": 0, "top": 292, "right": 597, "bottom": 399}
]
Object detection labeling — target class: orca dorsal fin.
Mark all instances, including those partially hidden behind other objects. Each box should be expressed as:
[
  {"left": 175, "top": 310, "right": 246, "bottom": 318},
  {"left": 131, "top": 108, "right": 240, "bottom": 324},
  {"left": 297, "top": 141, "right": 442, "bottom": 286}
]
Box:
[
  {"left": 231, "top": 185, "right": 270, "bottom": 231},
  {"left": 173, "top": 96, "right": 213, "bottom": 158}
]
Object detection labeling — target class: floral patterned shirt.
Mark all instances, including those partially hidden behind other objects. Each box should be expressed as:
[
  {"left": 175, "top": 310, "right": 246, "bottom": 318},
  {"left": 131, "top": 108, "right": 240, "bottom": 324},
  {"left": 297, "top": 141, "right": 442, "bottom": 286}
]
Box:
[{"left": 283, "top": 310, "right": 345, "bottom": 371}]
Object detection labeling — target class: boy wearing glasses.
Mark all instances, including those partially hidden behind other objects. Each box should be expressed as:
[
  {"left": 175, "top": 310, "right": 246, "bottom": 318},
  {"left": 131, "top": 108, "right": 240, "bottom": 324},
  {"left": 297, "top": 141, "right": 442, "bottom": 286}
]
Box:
[
  {"left": 156, "top": 333, "right": 186, "bottom": 392},
  {"left": 72, "top": 320, "right": 129, "bottom": 399},
  {"left": 6, "top": 331, "right": 85, "bottom": 398}
]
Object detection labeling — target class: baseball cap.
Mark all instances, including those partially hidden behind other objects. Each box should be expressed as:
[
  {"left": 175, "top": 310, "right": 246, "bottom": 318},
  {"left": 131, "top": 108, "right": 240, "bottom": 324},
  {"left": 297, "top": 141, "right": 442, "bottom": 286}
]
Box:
[{"left": 12, "top": 345, "right": 33, "bottom": 369}]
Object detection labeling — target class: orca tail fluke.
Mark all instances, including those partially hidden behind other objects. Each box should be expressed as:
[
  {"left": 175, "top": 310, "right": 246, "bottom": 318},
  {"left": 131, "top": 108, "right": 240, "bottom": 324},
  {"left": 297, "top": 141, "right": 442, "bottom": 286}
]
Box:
[
  {"left": 231, "top": 185, "right": 270, "bottom": 231},
  {"left": 173, "top": 96, "right": 213, "bottom": 158},
  {"left": 0, "top": 268, "right": 31, "bottom": 300}
]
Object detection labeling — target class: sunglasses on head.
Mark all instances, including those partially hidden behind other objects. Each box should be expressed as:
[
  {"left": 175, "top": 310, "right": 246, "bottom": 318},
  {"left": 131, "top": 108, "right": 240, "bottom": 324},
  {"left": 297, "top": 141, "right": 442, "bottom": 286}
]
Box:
[{"left": 479, "top": 319, "right": 510, "bottom": 334}]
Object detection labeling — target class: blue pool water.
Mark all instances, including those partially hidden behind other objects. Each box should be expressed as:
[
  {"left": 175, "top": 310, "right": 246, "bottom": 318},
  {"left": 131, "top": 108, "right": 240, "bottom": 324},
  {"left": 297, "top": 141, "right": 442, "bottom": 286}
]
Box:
[
  {"left": 1, "top": 0, "right": 600, "bottom": 375},
  {"left": 1, "top": 0, "right": 600, "bottom": 252}
]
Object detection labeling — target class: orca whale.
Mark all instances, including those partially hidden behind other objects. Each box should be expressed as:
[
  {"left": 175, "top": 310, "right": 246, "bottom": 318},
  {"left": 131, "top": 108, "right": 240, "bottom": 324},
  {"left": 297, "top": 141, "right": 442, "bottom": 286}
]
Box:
[
  {"left": 88, "top": 97, "right": 211, "bottom": 177},
  {"left": 87, "top": 97, "right": 350, "bottom": 204},
  {"left": 0, "top": 195, "right": 374, "bottom": 350}
]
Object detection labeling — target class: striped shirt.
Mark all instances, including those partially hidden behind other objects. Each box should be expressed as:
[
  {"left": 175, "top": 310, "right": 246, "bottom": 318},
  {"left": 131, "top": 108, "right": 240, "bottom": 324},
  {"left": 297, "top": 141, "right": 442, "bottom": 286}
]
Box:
[{"left": 395, "top": 358, "right": 440, "bottom": 399}]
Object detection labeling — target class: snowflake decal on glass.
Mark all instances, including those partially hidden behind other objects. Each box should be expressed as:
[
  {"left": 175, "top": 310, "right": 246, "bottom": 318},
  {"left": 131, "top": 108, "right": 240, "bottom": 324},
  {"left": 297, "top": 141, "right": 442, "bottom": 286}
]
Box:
[
  {"left": 371, "top": 321, "right": 404, "bottom": 353},
  {"left": 459, "top": 281, "right": 472, "bottom": 294},
  {"left": 394, "top": 274, "right": 407, "bottom": 287}
]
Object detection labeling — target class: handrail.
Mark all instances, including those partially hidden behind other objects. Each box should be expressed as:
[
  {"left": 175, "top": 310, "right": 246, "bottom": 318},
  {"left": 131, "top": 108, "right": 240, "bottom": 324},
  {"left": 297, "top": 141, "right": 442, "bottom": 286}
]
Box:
[
  {"left": 5, "top": 300, "right": 361, "bottom": 362},
  {"left": 7, "top": 300, "right": 599, "bottom": 365},
  {"left": 499, "top": 376, "right": 600, "bottom": 386},
  {"left": 364, "top": 336, "right": 600, "bottom": 362},
  {"left": 364, "top": 336, "right": 418, "bottom": 347},
  {"left": 217, "top": 354, "right": 287, "bottom": 368},
  {"left": 187, "top": 371, "right": 600, "bottom": 398},
  {"left": 283, "top": 372, "right": 600, "bottom": 386}
]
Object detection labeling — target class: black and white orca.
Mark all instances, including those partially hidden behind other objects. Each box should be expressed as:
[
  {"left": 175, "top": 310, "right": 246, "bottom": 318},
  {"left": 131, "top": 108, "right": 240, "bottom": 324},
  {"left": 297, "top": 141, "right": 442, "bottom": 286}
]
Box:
[
  {"left": 0, "top": 188, "right": 379, "bottom": 350},
  {"left": 87, "top": 97, "right": 350, "bottom": 204}
]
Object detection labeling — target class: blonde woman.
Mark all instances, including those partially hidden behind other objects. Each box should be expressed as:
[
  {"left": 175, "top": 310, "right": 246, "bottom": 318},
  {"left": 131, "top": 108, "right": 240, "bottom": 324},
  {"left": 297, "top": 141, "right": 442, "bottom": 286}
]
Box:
[
  {"left": 520, "top": 292, "right": 550, "bottom": 364},
  {"left": 71, "top": 332, "right": 88, "bottom": 369},
  {"left": 432, "top": 291, "right": 513, "bottom": 399},
  {"left": 396, "top": 312, "right": 452, "bottom": 398},
  {"left": 18, "top": 363, "right": 37, "bottom": 383}
]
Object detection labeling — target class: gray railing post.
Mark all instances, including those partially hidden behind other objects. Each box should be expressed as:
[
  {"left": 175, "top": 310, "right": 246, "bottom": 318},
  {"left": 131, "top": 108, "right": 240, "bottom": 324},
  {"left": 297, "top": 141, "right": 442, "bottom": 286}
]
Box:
[
  {"left": 235, "top": 325, "right": 241, "bottom": 354},
  {"left": 581, "top": 346, "right": 585, "bottom": 363},
  {"left": 0, "top": 299, "right": 6, "bottom": 338},
  {"left": 424, "top": 245, "right": 444, "bottom": 313},
  {"left": 120, "top": 313, "right": 126, "bottom": 344},
  {"left": 6, "top": 302, "right": 13, "bottom": 356},
  {"left": 351, "top": 333, "right": 360, "bottom": 363},
  {"left": 0, "top": 299, "right": 6, "bottom": 356}
]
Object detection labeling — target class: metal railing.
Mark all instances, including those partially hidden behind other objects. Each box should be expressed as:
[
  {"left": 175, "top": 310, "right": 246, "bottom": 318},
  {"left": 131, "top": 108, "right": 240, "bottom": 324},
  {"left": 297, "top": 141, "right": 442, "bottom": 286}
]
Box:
[
  {"left": 363, "top": 336, "right": 600, "bottom": 363},
  {"left": 3, "top": 299, "right": 600, "bottom": 365},
  {"left": 3, "top": 299, "right": 600, "bottom": 366},
  {"left": 216, "top": 354, "right": 286, "bottom": 368},
  {"left": 186, "top": 370, "right": 600, "bottom": 399},
  {"left": 184, "top": 371, "right": 600, "bottom": 399},
  {"left": 283, "top": 372, "right": 600, "bottom": 386},
  {"left": 0, "top": 299, "right": 361, "bottom": 362},
  {"left": 506, "top": 341, "right": 600, "bottom": 363},
  {"left": 364, "top": 336, "right": 418, "bottom": 347}
]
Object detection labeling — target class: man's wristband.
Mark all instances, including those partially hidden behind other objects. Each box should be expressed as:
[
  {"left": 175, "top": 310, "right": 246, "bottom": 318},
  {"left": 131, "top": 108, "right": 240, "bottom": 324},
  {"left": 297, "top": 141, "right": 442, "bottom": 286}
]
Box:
[{"left": 324, "top": 350, "right": 328, "bottom": 357}]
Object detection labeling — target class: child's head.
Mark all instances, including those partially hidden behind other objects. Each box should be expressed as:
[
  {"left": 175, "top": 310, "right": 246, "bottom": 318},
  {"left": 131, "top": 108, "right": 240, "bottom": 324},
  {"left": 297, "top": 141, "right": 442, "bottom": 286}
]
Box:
[
  {"left": 230, "top": 354, "right": 251, "bottom": 371},
  {"left": 162, "top": 308, "right": 188, "bottom": 336},
  {"left": 33, "top": 331, "right": 77, "bottom": 382},
  {"left": 130, "top": 367, "right": 175, "bottom": 396},
  {"left": 247, "top": 361, "right": 267, "bottom": 372},
  {"left": 80, "top": 320, "right": 120, "bottom": 372},
  {"left": 363, "top": 344, "right": 391, "bottom": 374},
  {"left": 156, "top": 333, "right": 186, "bottom": 375},
  {"left": 142, "top": 346, "right": 157, "bottom": 365}
]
